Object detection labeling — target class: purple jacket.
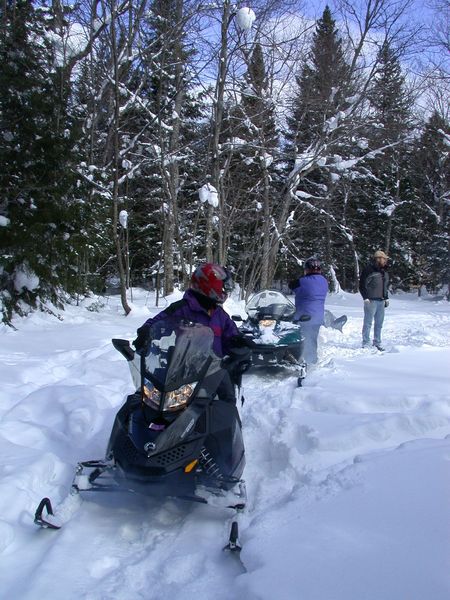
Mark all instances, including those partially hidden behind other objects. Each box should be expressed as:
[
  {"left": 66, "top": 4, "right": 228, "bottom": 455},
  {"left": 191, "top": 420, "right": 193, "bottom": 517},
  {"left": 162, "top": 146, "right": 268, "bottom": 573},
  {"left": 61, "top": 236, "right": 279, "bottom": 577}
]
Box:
[
  {"left": 292, "top": 274, "right": 328, "bottom": 325},
  {"left": 143, "top": 290, "right": 239, "bottom": 357}
]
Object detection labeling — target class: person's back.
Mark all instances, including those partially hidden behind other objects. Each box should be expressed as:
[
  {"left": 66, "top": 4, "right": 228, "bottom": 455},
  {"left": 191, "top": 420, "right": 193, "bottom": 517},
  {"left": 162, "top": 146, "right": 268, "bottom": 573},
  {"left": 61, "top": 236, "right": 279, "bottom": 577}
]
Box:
[
  {"left": 289, "top": 257, "right": 329, "bottom": 364},
  {"left": 293, "top": 273, "right": 328, "bottom": 324}
]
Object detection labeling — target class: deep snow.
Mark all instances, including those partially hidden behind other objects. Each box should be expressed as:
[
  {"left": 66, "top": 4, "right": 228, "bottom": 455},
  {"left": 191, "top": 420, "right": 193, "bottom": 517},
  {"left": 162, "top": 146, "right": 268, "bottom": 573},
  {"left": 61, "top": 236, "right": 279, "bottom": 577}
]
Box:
[{"left": 0, "top": 289, "right": 449, "bottom": 600}]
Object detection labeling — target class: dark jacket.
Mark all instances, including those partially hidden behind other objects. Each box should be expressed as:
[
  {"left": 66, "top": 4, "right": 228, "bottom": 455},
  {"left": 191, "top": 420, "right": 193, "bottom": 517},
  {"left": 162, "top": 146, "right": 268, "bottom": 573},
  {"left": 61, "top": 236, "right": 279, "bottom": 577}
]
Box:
[
  {"left": 359, "top": 263, "right": 389, "bottom": 300},
  {"left": 138, "top": 289, "right": 239, "bottom": 357},
  {"left": 290, "top": 274, "right": 328, "bottom": 325}
]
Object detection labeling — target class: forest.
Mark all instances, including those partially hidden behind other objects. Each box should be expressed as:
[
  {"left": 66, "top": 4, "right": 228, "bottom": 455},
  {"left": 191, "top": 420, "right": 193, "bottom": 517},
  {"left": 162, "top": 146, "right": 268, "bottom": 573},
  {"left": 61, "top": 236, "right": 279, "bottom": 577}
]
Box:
[{"left": 0, "top": 0, "right": 449, "bottom": 321}]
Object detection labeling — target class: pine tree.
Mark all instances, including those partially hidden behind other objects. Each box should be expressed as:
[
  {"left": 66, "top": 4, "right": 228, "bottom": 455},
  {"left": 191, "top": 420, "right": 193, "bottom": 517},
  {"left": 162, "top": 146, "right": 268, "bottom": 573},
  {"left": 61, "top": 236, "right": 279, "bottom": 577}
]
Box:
[
  {"left": 410, "top": 112, "right": 450, "bottom": 293},
  {"left": 287, "top": 5, "right": 352, "bottom": 151},
  {"left": 0, "top": 0, "right": 81, "bottom": 321},
  {"left": 71, "top": 45, "right": 116, "bottom": 295},
  {"left": 352, "top": 41, "right": 415, "bottom": 288},
  {"left": 284, "top": 6, "right": 354, "bottom": 287}
]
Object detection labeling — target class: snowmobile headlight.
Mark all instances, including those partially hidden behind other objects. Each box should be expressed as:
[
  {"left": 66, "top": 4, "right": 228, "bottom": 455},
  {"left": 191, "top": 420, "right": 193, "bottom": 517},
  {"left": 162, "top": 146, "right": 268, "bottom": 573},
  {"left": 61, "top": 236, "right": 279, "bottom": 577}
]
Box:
[
  {"left": 143, "top": 381, "right": 161, "bottom": 409},
  {"left": 163, "top": 383, "right": 197, "bottom": 412},
  {"left": 259, "top": 319, "right": 276, "bottom": 328}
]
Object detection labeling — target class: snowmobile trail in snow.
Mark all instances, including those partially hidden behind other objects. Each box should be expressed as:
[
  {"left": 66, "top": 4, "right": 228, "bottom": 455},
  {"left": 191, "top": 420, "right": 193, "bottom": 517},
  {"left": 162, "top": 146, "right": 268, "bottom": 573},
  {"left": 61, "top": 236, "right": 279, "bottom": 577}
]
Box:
[{"left": 9, "top": 488, "right": 246, "bottom": 599}]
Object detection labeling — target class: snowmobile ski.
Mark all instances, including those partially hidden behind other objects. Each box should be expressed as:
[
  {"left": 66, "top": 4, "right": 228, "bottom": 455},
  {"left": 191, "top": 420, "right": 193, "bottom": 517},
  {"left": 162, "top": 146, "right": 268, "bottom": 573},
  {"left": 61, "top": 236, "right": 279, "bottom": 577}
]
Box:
[
  {"left": 224, "top": 521, "right": 242, "bottom": 553},
  {"left": 34, "top": 497, "right": 62, "bottom": 529}
]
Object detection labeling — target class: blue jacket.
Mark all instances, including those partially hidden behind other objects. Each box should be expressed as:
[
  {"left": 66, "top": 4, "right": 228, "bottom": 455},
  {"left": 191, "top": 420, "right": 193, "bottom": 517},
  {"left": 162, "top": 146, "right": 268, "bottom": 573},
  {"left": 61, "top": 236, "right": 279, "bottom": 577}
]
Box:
[
  {"left": 292, "top": 274, "right": 328, "bottom": 324},
  {"left": 142, "top": 289, "right": 239, "bottom": 357}
]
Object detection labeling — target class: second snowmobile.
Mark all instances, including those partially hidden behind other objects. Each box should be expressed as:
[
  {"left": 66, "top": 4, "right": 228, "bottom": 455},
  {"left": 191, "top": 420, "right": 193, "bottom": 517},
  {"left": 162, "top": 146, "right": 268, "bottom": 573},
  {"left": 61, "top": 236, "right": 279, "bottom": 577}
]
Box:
[{"left": 234, "top": 290, "right": 309, "bottom": 386}]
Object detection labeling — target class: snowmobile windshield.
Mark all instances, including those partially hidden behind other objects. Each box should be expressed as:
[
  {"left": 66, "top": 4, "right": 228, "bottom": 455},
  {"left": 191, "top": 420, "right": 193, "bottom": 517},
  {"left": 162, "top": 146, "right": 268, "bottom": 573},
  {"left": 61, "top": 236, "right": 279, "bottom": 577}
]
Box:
[
  {"left": 246, "top": 290, "right": 295, "bottom": 321},
  {"left": 144, "top": 320, "right": 216, "bottom": 392}
]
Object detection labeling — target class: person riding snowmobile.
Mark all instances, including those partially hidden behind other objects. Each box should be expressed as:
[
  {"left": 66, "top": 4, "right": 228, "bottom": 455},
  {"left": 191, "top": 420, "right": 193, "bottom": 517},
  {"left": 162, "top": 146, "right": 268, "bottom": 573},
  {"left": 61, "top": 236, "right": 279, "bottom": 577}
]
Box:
[
  {"left": 134, "top": 263, "right": 250, "bottom": 403},
  {"left": 34, "top": 264, "right": 251, "bottom": 548}
]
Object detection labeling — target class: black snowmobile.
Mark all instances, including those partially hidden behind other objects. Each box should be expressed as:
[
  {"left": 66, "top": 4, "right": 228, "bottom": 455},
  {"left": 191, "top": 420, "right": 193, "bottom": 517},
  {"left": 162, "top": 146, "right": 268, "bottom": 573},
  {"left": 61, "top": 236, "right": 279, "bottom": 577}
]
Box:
[
  {"left": 34, "top": 319, "right": 250, "bottom": 552},
  {"left": 234, "top": 290, "right": 309, "bottom": 387}
]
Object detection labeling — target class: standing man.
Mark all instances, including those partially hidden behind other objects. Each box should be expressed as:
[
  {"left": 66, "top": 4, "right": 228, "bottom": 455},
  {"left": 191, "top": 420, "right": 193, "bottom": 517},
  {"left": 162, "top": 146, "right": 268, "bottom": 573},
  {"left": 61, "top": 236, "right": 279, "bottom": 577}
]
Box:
[
  {"left": 289, "top": 257, "right": 329, "bottom": 364},
  {"left": 359, "top": 250, "right": 390, "bottom": 351}
]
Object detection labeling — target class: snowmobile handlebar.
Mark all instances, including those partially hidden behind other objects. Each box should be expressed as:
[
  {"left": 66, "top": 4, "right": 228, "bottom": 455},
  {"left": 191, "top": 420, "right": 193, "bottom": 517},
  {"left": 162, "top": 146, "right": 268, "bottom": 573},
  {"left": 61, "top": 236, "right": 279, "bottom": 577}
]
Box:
[{"left": 112, "top": 338, "right": 135, "bottom": 362}]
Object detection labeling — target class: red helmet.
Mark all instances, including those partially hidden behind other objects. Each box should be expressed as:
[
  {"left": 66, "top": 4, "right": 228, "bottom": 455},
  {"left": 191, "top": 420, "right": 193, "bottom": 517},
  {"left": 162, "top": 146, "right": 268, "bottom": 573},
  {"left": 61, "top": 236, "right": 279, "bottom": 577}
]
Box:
[{"left": 190, "top": 263, "right": 233, "bottom": 303}]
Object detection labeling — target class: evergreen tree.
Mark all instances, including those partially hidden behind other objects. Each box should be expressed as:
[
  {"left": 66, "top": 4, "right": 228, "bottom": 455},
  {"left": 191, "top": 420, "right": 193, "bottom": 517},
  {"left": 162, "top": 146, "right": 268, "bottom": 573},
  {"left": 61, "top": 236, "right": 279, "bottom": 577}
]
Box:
[
  {"left": 287, "top": 5, "right": 351, "bottom": 150},
  {"left": 0, "top": 0, "right": 81, "bottom": 322},
  {"left": 410, "top": 112, "right": 450, "bottom": 293},
  {"left": 71, "top": 42, "right": 116, "bottom": 294},
  {"left": 284, "top": 6, "right": 355, "bottom": 286},
  {"left": 352, "top": 41, "right": 415, "bottom": 288}
]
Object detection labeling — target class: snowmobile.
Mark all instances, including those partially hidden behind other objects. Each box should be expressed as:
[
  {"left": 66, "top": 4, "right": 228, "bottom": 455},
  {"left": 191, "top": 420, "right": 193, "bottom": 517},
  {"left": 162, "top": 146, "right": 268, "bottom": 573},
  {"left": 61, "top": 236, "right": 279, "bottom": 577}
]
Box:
[
  {"left": 234, "top": 290, "right": 309, "bottom": 387},
  {"left": 34, "top": 319, "right": 250, "bottom": 552}
]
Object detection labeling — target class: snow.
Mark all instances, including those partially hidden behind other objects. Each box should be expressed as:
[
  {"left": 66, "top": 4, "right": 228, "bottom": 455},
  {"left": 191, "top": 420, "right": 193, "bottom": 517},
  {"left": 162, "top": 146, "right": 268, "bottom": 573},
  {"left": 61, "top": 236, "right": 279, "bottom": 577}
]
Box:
[
  {"left": 0, "top": 215, "right": 10, "bottom": 227},
  {"left": 333, "top": 155, "right": 359, "bottom": 171},
  {"left": 261, "top": 152, "right": 273, "bottom": 167},
  {"left": 0, "top": 289, "right": 449, "bottom": 599},
  {"left": 48, "top": 23, "right": 90, "bottom": 67},
  {"left": 235, "top": 7, "right": 256, "bottom": 31},
  {"left": 296, "top": 190, "right": 314, "bottom": 199},
  {"left": 198, "top": 183, "right": 219, "bottom": 208},
  {"left": 383, "top": 203, "right": 396, "bottom": 217},
  {"left": 294, "top": 152, "right": 316, "bottom": 173},
  {"left": 324, "top": 114, "right": 339, "bottom": 132},
  {"left": 119, "top": 210, "right": 128, "bottom": 229},
  {"left": 438, "top": 129, "right": 450, "bottom": 147},
  {"left": 13, "top": 264, "right": 40, "bottom": 292}
]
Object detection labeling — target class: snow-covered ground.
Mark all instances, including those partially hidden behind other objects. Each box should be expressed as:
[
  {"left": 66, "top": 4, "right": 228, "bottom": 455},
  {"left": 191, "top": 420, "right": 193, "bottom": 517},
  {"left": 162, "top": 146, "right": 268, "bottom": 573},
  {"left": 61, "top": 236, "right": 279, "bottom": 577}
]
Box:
[{"left": 0, "top": 289, "right": 449, "bottom": 600}]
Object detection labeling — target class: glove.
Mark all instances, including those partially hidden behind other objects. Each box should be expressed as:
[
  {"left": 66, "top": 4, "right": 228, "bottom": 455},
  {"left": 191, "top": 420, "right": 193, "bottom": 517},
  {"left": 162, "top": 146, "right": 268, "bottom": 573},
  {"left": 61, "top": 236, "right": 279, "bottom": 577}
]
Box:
[
  {"left": 229, "top": 334, "right": 250, "bottom": 348},
  {"left": 364, "top": 299, "right": 371, "bottom": 305},
  {"left": 133, "top": 324, "right": 151, "bottom": 353},
  {"left": 385, "top": 300, "right": 389, "bottom": 307},
  {"left": 222, "top": 343, "right": 252, "bottom": 374}
]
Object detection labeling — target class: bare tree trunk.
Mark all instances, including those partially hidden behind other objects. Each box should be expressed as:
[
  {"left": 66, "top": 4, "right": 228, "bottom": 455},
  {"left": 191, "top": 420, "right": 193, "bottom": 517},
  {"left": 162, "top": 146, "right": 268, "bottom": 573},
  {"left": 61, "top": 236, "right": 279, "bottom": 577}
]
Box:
[
  {"left": 385, "top": 165, "right": 400, "bottom": 255},
  {"left": 162, "top": 0, "right": 186, "bottom": 294},
  {"left": 110, "top": 0, "right": 130, "bottom": 314},
  {"left": 207, "top": 0, "right": 231, "bottom": 264},
  {"left": 352, "top": 244, "right": 360, "bottom": 292},
  {"left": 260, "top": 168, "right": 272, "bottom": 289},
  {"left": 162, "top": 201, "right": 175, "bottom": 294}
]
